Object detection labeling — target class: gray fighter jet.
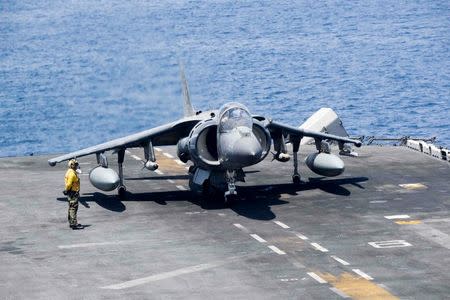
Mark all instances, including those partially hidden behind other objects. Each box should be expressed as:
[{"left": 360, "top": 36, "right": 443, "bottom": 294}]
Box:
[{"left": 49, "top": 68, "right": 361, "bottom": 205}]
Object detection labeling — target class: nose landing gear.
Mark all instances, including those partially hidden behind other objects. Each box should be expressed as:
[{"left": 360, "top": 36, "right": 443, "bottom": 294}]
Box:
[{"left": 225, "top": 170, "right": 238, "bottom": 207}]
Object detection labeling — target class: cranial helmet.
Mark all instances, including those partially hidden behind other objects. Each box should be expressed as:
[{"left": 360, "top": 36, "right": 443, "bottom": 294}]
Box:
[{"left": 68, "top": 159, "right": 79, "bottom": 168}]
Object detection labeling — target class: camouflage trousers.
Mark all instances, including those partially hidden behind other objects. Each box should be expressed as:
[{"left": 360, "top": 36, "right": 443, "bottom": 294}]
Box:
[{"left": 67, "top": 192, "right": 79, "bottom": 226}]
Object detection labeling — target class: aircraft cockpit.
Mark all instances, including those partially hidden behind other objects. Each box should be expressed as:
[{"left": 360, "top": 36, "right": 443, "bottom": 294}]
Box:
[{"left": 218, "top": 103, "right": 253, "bottom": 134}]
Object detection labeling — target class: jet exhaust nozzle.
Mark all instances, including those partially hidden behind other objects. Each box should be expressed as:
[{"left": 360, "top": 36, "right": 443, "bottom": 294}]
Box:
[{"left": 177, "top": 137, "right": 191, "bottom": 163}]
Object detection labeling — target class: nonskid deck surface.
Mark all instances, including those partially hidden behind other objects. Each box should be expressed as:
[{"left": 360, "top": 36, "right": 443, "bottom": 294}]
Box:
[{"left": 0, "top": 146, "right": 449, "bottom": 299}]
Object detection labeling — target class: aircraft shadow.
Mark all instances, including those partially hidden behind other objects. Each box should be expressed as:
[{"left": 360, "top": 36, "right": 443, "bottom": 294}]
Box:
[
  {"left": 56, "top": 194, "right": 127, "bottom": 212},
  {"left": 56, "top": 176, "right": 367, "bottom": 221},
  {"left": 232, "top": 176, "right": 368, "bottom": 220},
  {"left": 125, "top": 175, "right": 190, "bottom": 181}
]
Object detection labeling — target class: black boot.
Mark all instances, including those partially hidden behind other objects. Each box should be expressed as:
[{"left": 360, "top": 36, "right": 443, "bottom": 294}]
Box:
[{"left": 70, "top": 224, "right": 83, "bottom": 230}]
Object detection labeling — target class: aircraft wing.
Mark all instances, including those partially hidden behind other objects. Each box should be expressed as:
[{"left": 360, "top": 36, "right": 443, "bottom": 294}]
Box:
[
  {"left": 48, "top": 117, "right": 202, "bottom": 166},
  {"left": 267, "top": 120, "right": 362, "bottom": 147}
]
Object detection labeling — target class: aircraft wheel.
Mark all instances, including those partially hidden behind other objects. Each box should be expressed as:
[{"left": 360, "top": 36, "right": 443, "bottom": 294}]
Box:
[
  {"left": 200, "top": 197, "right": 209, "bottom": 209},
  {"left": 188, "top": 165, "right": 197, "bottom": 174},
  {"left": 118, "top": 186, "right": 127, "bottom": 199},
  {"left": 224, "top": 194, "right": 238, "bottom": 208},
  {"left": 292, "top": 174, "right": 301, "bottom": 184},
  {"left": 200, "top": 180, "right": 221, "bottom": 209}
]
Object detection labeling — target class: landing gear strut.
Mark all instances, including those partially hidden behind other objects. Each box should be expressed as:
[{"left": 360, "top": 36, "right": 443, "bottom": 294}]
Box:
[
  {"left": 291, "top": 136, "right": 302, "bottom": 184},
  {"left": 224, "top": 170, "right": 238, "bottom": 206},
  {"left": 117, "top": 149, "right": 126, "bottom": 199}
]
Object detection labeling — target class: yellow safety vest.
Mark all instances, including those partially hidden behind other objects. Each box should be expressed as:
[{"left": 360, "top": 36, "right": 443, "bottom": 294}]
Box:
[{"left": 65, "top": 168, "right": 80, "bottom": 192}]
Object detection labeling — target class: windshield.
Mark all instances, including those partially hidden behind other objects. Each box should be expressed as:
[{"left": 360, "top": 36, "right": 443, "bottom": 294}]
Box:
[{"left": 219, "top": 107, "right": 253, "bottom": 133}]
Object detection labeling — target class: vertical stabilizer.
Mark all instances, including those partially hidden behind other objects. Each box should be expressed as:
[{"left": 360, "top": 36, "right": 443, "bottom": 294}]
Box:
[
  {"left": 179, "top": 63, "right": 196, "bottom": 117},
  {"left": 299, "top": 108, "right": 349, "bottom": 145}
]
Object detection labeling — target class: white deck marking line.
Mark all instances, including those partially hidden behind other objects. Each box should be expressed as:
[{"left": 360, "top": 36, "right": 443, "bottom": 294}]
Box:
[
  {"left": 163, "top": 152, "right": 174, "bottom": 158},
  {"left": 101, "top": 261, "right": 224, "bottom": 290},
  {"left": 295, "top": 233, "right": 309, "bottom": 240},
  {"left": 154, "top": 147, "right": 162, "bottom": 152},
  {"left": 130, "top": 155, "right": 142, "bottom": 161},
  {"left": 384, "top": 215, "right": 410, "bottom": 219},
  {"left": 233, "top": 223, "right": 249, "bottom": 232},
  {"left": 79, "top": 162, "right": 91, "bottom": 165},
  {"left": 425, "top": 218, "right": 450, "bottom": 223},
  {"left": 330, "top": 287, "right": 350, "bottom": 298},
  {"left": 368, "top": 240, "right": 412, "bottom": 248},
  {"left": 273, "top": 221, "right": 290, "bottom": 229},
  {"left": 370, "top": 200, "right": 387, "bottom": 203},
  {"left": 330, "top": 255, "right": 350, "bottom": 266},
  {"left": 125, "top": 150, "right": 131, "bottom": 154},
  {"left": 310, "top": 242, "right": 329, "bottom": 252},
  {"left": 174, "top": 159, "right": 186, "bottom": 165},
  {"left": 268, "top": 245, "right": 286, "bottom": 255},
  {"left": 176, "top": 185, "right": 187, "bottom": 191},
  {"left": 58, "top": 241, "right": 130, "bottom": 249},
  {"left": 307, "top": 272, "right": 327, "bottom": 284},
  {"left": 250, "top": 234, "right": 267, "bottom": 243},
  {"left": 166, "top": 179, "right": 175, "bottom": 184},
  {"left": 352, "top": 269, "right": 373, "bottom": 280},
  {"left": 154, "top": 169, "right": 164, "bottom": 175}
]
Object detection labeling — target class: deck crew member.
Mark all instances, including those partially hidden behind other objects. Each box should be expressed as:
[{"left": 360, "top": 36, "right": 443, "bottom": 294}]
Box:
[{"left": 63, "top": 159, "right": 82, "bottom": 230}]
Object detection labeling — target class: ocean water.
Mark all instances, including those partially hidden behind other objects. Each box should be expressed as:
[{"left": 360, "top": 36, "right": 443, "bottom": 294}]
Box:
[{"left": 1, "top": 0, "right": 449, "bottom": 157}]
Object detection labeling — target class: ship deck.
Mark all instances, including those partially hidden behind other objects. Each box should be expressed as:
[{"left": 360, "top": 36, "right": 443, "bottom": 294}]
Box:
[{"left": 0, "top": 145, "right": 449, "bottom": 299}]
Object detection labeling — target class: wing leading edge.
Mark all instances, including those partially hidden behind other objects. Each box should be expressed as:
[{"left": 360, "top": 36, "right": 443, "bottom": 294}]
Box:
[
  {"left": 48, "top": 117, "right": 202, "bottom": 166},
  {"left": 268, "top": 120, "right": 362, "bottom": 147}
]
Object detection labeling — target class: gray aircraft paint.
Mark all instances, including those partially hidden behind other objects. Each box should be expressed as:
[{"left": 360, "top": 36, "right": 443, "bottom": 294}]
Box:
[
  {"left": 305, "top": 153, "right": 345, "bottom": 177},
  {"left": 89, "top": 166, "right": 120, "bottom": 191},
  {"left": 48, "top": 67, "right": 361, "bottom": 200}
]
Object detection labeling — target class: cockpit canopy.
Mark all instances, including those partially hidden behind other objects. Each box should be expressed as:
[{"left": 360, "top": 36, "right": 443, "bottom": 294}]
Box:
[{"left": 218, "top": 102, "right": 253, "bottom": 133}]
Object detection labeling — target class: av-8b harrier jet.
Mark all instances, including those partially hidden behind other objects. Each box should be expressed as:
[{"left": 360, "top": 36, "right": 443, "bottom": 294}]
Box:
[{"left": 49, "top": 69, "right": 361, "bottom": 205}]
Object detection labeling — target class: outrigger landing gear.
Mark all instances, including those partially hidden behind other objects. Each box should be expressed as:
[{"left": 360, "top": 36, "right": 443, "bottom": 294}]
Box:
[
  {"left": 291, "top": 136, "right": 302, "bottom": 184},
  {"left": 118, "top": 185, "right": 127, "bottom": 198},
  {"left": 117, "top": 149, "right": 126, "bottom": 199}
]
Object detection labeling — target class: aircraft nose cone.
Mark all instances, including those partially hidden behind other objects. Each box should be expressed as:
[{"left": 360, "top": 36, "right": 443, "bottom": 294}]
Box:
[
  {"left": 231, "top": 136, "right": 263, "bottom": 163},
  {"left": 218, "top": 130, "right": 264, "bottom": 168}
]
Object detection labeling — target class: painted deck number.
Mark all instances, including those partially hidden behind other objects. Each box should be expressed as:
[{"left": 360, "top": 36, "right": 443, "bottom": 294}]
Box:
[{"left": 368, "top": 240, "right": 412, "bottom": 248}]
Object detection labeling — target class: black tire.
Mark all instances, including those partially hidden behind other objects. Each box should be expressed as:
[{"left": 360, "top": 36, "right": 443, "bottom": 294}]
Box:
[
  {"left": 200, "top": 180, "right": 212, "bottom": 209},
  {"left": 118, "top": 186, "right": 127, "bottom": 199},
  {"left": 224, "top": 194, "right": 238, "bottom": 208},
  {"left": 292, "top": 174, "right": 301, "bottom": 184}
]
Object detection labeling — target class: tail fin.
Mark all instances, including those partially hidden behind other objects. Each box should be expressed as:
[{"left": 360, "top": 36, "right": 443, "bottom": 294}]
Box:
[
  {"left": 179, "top": 62, "right": 195, "bottom": 117},
  {"left": 299, "top": 108, "right": 349, "bottom": 145}
]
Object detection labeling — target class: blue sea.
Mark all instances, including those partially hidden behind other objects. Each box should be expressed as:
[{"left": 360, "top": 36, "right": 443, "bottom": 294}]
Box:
[{"left": 1, "top": 0, "right": 449, "bottom": 157}]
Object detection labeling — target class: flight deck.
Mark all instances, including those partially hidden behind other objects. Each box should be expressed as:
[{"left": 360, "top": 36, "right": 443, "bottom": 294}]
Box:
[{"left": 0, "top": 145, "right": 449, "bottom": 299}]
